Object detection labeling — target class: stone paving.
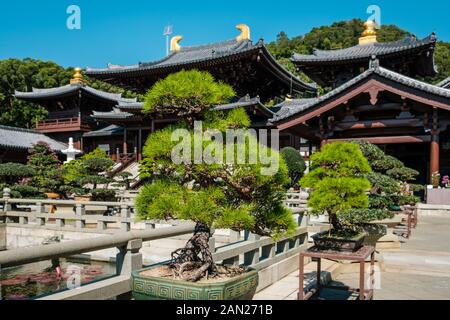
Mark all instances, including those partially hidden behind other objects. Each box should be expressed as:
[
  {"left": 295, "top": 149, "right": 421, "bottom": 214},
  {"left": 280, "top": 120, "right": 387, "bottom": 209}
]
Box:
[{"left": 254, "top": 215, "right": 450, "bottom": 300}]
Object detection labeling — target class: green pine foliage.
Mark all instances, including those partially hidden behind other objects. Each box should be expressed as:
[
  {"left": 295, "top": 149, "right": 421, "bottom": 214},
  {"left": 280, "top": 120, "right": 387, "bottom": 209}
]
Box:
[
  {"left": 143, "top": 70, "right": 235, "bottom": 125},
  {"left": 61, "top": 148, "right": 115, "bottom": 199},
  {"left": 137, "top": 70, "right": 296, "bottom": 239},
  {"left": 300, "top": 142, "right": 391, "bottom": 231},
  {"left": 27, "top": 142, "right": 64, "bottom": 194},
  {"left": 353, "top": 140, "right": 421, "bottom": 210},
  {"left": 280, "top": 147, "right": 306, "bottom": 186}
]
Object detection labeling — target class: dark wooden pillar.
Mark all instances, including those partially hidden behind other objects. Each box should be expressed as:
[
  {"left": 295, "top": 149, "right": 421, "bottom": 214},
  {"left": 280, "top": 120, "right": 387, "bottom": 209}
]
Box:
[
  {"left": 138, "top": 128, "right": 142, "bottom": 161},
  {"left": 429, "top": 108, "right": 440, "bottom": 183},
  {"left": 123, "top": 128, "right": 128, "bottom": 155}
]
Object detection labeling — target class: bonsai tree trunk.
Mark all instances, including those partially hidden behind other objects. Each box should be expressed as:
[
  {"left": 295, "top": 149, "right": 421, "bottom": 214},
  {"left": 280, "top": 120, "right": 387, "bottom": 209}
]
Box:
[
  {"left": 170, "top": 222, "right": 217, "bottom": 282},
  {"left": 329, "top": 212, "right": 343, "bottom": 231}
]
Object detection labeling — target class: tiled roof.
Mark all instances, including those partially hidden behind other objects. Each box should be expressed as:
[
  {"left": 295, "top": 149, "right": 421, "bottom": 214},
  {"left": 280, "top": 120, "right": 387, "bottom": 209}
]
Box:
[
  {"left": 14, "top": 83, "right": 137, "bottom": 104},
  {"left": 83, "top": 125, "right": 123, "bottom": 138},
  {"left": 272, "top": 64, "right": 450, "bottom": 122},
  {"left": 86, "top": 39, "right": 258, "bottom": 74},
  {"left": 0, "top": 125, "right": 67, "bottom": 151},
  {"left": 292, "top": 34, "right": 436, "bottom": 63},
  {"left": 437, "top": 77, "right": 450, "bottom": 89},
  {"left": 91, "top": 108, "right": 136, "bottom": 120},
  {"left": 212, "top": 95, "right": 274, "bottom": 117},
  {"left": 85, "top": 38, "right": 316, "bottom": 92}
]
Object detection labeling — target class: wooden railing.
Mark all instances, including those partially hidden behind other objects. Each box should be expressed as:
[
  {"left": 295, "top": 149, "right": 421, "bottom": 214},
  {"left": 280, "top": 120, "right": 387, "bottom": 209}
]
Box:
[{"left": 36, "top": 117, "right": 90, "bottom": 132}]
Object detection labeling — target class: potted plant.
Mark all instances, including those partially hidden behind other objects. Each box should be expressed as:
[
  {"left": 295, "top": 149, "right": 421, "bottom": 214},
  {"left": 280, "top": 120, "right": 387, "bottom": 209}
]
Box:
[
  {"left": 300, "top": 142, "right": 392, "bottom": 252},
  {"left": 132, "top": 70, "right": 295, "bottom": 300},
  {"left": 431, "top": 172, "right": 441, "bottom": 189}
]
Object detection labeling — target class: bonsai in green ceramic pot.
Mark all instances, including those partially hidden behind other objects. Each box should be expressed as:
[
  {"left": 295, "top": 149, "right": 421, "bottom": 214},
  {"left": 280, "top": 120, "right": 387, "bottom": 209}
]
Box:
[{"left": 133, "top": 70, "right": 295, "bottom": 300}]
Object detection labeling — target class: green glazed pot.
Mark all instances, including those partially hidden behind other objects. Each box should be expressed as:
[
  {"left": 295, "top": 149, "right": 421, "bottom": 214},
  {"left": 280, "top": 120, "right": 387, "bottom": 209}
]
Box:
[{"left": 132, "top": 262, "right": 259, "bottom": 300}]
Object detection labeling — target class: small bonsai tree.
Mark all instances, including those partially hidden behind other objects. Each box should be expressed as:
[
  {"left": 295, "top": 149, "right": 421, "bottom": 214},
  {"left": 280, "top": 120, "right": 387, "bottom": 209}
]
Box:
[
  {"left": 280, "top": 147, "right": 306, "bottom": 187},
  {"left": 0, "top": 163, "right": 41, "bottom": 198},
  {"left": 353, "top": 141, "right": 420, "bottom": 210},
  {"left": 27, "top": 142, "right": 64, "bottom": 194},
  {"left": 300, "top": 142, "right": 391, "bottom": 236},
  {"left": 62, "top": 148, "right": 116, "bottom": 200},
  {"left": 136, "top": 70, "right": 295, "bottom": 281}
]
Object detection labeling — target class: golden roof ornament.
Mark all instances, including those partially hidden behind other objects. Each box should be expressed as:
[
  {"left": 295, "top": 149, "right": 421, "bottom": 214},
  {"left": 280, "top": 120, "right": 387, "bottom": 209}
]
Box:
[
  {"left": 359, "top": 20, "right": 378, "bottom": 45},
  {"left": 170, "top": 35, "right": 183, "bottom": 52},
  {"left": 70, "top": 67, "right": 83, "bottom": 84},
  {"left": 236, "top": 24, "right": 251, "bottom": 42}
]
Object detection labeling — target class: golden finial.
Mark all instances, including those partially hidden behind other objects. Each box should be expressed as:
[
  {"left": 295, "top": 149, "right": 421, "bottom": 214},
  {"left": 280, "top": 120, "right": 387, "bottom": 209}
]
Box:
[
  {"left": 359, "top": 20, "right": 378, "bottom": 45},
  {"left": 170, "top": 35, "right": 183, "bottom": 52},
  {"left": 70, "top": 67, "right": 83, "bottom": 84},
  {"left": 236, "top": 24, "right": 251, "bottom": 42}
]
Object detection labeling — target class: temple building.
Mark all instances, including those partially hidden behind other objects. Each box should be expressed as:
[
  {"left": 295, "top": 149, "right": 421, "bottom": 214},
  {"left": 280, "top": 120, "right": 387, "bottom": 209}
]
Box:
[
  {"left": 292, "top": 20, "right": 437, "bottom": 88},
  {"left": 272, "top": 23, "right": 450, "bottom": 184},
  {"left": 14, "top": 68, "right": 138, "bottom": 150},
  {"left": 85, "top": 24, "right": 317, "bottom": 101},
  {"left": 12, "top": 22, "right": 450, "bottom": 185}
]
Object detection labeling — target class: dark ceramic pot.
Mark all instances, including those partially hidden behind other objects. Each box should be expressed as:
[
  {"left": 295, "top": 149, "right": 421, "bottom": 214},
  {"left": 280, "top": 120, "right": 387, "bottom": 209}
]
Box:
[{"left": 312, "top": 231, "right": 366, "bottom": 252}]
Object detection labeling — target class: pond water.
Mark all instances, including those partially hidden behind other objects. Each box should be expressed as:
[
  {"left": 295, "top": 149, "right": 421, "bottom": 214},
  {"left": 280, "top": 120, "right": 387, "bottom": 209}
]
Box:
[{"left": 0, "top": 258, "right": 116, "bottom": 300}]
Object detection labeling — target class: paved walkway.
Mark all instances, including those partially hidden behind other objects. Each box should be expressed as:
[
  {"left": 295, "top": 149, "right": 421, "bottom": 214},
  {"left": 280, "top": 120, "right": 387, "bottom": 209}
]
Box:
[{"left": 255, "top": 215, "right": 450, "bottom": 300}]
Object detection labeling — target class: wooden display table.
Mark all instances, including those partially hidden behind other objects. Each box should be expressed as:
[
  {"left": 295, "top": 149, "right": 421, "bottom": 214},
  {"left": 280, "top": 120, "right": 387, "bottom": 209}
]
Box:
[{"left": 298, "top": 245, "right": 375, "bottom": 300}]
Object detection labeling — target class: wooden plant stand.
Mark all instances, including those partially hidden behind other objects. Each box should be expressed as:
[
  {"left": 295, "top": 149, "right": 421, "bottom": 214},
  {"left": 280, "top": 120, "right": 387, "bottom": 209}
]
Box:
[{"left": 298, "top": 245, "right": 375, "bottom": 300}]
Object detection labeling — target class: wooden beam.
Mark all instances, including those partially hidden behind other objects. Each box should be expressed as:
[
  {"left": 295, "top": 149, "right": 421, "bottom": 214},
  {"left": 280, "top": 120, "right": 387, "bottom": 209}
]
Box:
[
  {"left": 326, "top": 135, "right": 431, "bottom": 144},
  {"left": 334, "top": 118, "right": 421, "bottom": 131},
  {"left": 276, "top": 79, "right": 450, "bottom": 131}
]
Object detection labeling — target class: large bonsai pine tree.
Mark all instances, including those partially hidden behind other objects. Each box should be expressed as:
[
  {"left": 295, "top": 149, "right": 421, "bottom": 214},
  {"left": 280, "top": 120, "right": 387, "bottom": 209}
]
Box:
[{"left": 136, "top": 70, "right": 295, "bottom": 281}]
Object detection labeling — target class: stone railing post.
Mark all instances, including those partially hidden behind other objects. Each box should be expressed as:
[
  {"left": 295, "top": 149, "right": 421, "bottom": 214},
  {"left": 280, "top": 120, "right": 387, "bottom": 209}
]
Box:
[
  {"left": 120, "top": 205, "right": 131, "bottom": 232},
  {"left": 35, "top": 201, "right": 45, "bottom": 226},
  {"left": 2, "top": 188, "right": 11, "bottom": 212},
  {"left": 116, "top": 238, "right": 142, "bottom": 300},
  {"left": 229, "top": 230, "right": 240, "bottom": 243},
  {"left": 75, "top": 204, "right": 86, "bottom": 229},
  {"left": 244, "top": 233, "right": 260, "bottom": 266}
]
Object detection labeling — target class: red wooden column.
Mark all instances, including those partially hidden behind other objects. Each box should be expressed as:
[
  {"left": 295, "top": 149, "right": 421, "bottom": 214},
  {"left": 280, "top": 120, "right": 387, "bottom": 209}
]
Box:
[
  {"left": 430, "top": 134, "right": 440, "bottom": 181},
  {"left": 429, "top": 108, "right": 440, "bottom": 183}
]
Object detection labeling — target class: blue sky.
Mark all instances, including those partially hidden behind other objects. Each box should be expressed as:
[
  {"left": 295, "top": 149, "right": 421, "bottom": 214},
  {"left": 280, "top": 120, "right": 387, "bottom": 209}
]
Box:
[{"left": 1, "top": 0, "right": 448, "bottom": 68}]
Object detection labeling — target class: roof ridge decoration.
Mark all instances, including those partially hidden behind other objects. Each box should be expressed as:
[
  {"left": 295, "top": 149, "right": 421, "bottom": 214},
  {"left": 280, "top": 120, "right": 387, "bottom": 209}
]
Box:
[
  {"left": 170, "top": 35, "right": 183, "bottom": 52},
  {"left": 70, "top": 67, "right": 84, "bottom": 85},
  {"left": 359, "top": 20, "right": 378, "bottom": 45},
  {"left": 236, "top": 24, "right": 251, "bottom": 42}
]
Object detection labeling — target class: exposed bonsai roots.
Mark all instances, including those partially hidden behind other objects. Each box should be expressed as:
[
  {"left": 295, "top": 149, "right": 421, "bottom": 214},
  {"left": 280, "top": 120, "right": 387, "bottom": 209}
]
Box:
[{"left": 170, "top": 223, "right": 217, "bottom": 282}]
